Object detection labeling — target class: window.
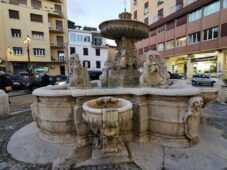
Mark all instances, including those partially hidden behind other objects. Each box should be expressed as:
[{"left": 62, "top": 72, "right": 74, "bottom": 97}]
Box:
[
  {"left": 57, "top": 36, "right": 64, "bottom": 46},
  {"left": 93, "top": 37, "right": 102, "bottom": 46},
  {"left": 13, "top": 47, "right": 23, "bottom": 55},
  {"left": 9, "top": 0, "right": 27, "bottom": 5},
  {"left": 144, "top": 1, "right": 149, "bottom": 15},
  {"left": 70, "top": 47, "right": 75, "bottom": 55},
  {"left": 176, "top": 15, "right": 187, "bottom": 27},
  {"left": 157, "top": 0, "right": 164, "bottom": 6},
  {"left": 55, "top": 4, "right": 62, "bottom": 14},
  {"left": 203, "top": 27, "right": 219, "bottom": 41},
  {"left": 158, "top": 8, "right": 163, "bottom": 16},
  {"left": 188, "top": 9, "right": 202, "bottom": 22},
  {"left": 11, "top": 29, "right": 21, "bottom": 38},
  {"left": 32, "top": 31, "right": 44, "bottom": 40},
  {"left": 83, "top": 48, "right": 88, "bottom": 55},
  {"left": 9, "top": 10, "right": 19, "bottom": 19},
  {"left": 69, "top": 33, "right": 90, "bottom": 43},
  {"left": 58, "top": 51, "right": 64, "bottom": 61},
  {"left": 224, "top": 0, "right": 227, "bottom": 8},
  {"left": 188, "top": 32, "right": 201, "bottom": 44},
  {"left": 157, "top": 25, "right": 165, "bottom": 34},
  {"left": 96, "top": 61, "right": 101, "bottom": 69},
  {"left": 30, "top": 14, "right": 43, "bottom": 22},
  {"left": 221, "top": 23, "right": 227, "bottom": 37},
  {"left": 176, "top": 37, "right": 187, "bottom": 47},
  {"left": 157, "top": 43, "right": 164, "bottom": 51},
  {"left": 33, "top": 48, "right": 45, "bottom": 56},
  {"left": 165, "top": 40, "right": 175, "bottom": 50},
  {"left": 96, "top": 49, "right": 100, "bottom": 56},
  {"left": 134, "top": 10, "right": 137, "bottom": 19},
  {"left": 204, "top": 1, "right": 220, "bottom": 16},
  {"left": 31, "top": 0, "right": 41, "bottom": 9},
  {"left": 166, "top": 21, "right": 175, "bottom": 31},
  {"left": 56, "top": 20, "right": 63, "bottom": 30},
  {"left": 83, "top": 60, "right": 90, "bottom": 68},
  {"left": 144, "top": 17, "right": 149, "bottom": 24}
]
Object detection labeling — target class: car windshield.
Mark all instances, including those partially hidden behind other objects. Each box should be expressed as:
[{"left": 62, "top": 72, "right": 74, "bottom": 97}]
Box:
[{"left": 55, "top": 76, "right": 67, "bottom": 81}]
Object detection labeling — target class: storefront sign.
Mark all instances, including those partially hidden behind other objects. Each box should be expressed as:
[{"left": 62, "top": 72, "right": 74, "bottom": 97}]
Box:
[{"left": 191, "top": 56, "right": 217, "bottom": 63}]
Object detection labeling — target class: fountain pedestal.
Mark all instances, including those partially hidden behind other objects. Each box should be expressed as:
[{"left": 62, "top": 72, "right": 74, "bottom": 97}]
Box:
[{"left": 82, "top": 97, "right": 133, "bottom": 158}]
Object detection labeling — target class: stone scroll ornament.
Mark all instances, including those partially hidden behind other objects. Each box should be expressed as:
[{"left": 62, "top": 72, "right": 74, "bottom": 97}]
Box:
[
  {"left": 140, "top": 50, "right": 172, "bottom": 88},
  {"left": 69, "top": 53, "right": 91, "bottom": 89},
  {"left": 184, "top": 97, "right": 204, "bottom": 145}
]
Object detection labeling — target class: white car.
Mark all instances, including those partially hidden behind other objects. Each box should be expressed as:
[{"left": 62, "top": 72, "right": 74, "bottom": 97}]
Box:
[{"left": 192, "top": 74, "right": 216, "bottom": 86}]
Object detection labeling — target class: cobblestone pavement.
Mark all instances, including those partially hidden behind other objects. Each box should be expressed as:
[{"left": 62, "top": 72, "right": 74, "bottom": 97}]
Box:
[
  {"left": 204, "top": 101, "right": 227, "bottom": 139},
  {"left": 0, "top": 112, "right": 52, "bottom": 170},
  {"left": 0, "top": 101, "right": 226, "bottom": 170},
  {"left": 74, "top": 163, "right": 141, "bottom": 170}
]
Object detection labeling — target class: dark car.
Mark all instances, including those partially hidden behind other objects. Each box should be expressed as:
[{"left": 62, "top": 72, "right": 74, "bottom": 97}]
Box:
[
  {"left": 88, "top": 70, "right": 102, "bottom": 81},
  {"left": 9, "top": 75, "right": 26, "bottom": 90},
  {"left": 55, "top": 75, "right": 68, "bottom": 85},
  {"left": 24, "top": 76, "right": 42, "bottom": 92},
  {"left": 168, "top": 72, "right": 185, "bottom": 79}
]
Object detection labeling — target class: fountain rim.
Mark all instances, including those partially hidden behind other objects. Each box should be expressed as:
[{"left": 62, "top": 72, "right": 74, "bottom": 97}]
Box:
[
  {"left": 99, "top": 19, "right": 151, "bottom": 30},
  {"left": 82, "top": 97, "right": 133, "bottom": 114},
  {"left": 32, "top": 85, "right": 208, "bottom": 97}
]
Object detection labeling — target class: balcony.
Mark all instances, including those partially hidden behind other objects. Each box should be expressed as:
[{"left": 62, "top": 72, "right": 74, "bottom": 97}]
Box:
[
  {"left": 48, "top": 0, "right": 62, "bottom": 2},
  {"left": 49, "top": 27, "right": 64, "bottom": 33},
  {"left": 48, "top": 10, "right": 64, "bottom": 18},
  {"left": 50, "top": 42, "right": 65, "bottom": 48},
  {"left": 91, "top": 42, "right": 107, "bottom": 47},
  {"left": 153, "top": 15, "right": 163, "bottom": 23},
  {"left": 171, "top": 4, "right": 183, "bottom": 14}
]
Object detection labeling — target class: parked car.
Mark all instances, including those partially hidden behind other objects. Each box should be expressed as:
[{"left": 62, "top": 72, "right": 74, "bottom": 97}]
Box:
[
  {"left": 55, "top": 75, "right": 68, "bottom": 85},
  {"left": 192, "top": 74, "right": 216, "bottom": 86},
  {"left": 24, "top": 76, "right": 42, "bottom": 92},
  {"left": 168, "top": 72, "right": 185, "bottom": 79},
  {"left": 88, "top": 70, "right": 102, "bottom": 81},
  {"left": 9, "top": 75, "right": 26, "bottom": 90}
]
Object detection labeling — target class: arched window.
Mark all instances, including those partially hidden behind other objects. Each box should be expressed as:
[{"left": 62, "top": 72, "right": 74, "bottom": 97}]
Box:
[{"left": 83, "top": 60, "right": 90, "bottom": 68}]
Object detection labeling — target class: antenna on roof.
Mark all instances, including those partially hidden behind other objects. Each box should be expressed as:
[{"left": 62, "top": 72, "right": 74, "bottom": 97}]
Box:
[{"left": 124, "top": 0, "right": 127, "bottom": 12}]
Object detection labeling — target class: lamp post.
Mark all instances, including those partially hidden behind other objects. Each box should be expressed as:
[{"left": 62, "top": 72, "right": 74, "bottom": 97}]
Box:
[{"left": 24, "top": 35, "right": 31, "bottom": 76}]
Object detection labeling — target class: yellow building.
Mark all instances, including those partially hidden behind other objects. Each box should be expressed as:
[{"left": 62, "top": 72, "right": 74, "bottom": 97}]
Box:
[
  {"left": 0, "top": 0, "right": 68, "bottom": 75},
  {"left": 130, "top": 0, "right": 197, "bottom": 25}
]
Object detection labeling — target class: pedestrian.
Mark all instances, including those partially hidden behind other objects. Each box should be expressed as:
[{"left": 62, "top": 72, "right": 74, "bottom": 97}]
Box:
[
  {"left": 0, "top": 71, "right": 12, "bottom": 93},
  {"left": 41, "top": 73, "right": 50, "bottom": 86}
]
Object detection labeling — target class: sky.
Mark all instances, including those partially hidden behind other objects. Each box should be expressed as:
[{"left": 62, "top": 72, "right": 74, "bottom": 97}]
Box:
[{"left": 66, "top": 0, "right": 131, "bottom": 28}]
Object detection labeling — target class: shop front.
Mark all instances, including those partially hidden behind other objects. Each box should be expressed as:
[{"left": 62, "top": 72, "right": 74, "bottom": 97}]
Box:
[{"left": 191, "top": 56, "right": 217, "bottom": 77}]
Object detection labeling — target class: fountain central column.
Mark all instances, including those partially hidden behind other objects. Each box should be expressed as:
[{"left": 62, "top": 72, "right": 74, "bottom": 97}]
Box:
[{"left": 99, "top": 12, "right": 150, "bottom": 87}]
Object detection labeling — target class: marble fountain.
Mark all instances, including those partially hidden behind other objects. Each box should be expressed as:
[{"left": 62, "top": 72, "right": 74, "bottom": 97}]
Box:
[{"left": 7, "top": 12, "right": 223, "bottom": 170}]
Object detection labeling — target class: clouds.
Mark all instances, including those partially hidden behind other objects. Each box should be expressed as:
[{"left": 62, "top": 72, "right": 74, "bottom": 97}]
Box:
[{"left": 67, "top": 0, "right": 130, "bottom": 28}]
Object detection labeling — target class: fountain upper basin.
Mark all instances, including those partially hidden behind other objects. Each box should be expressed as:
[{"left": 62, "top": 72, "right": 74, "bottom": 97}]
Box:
[{"left": 99, "top": 20, "right": 150, "bottom": 40}]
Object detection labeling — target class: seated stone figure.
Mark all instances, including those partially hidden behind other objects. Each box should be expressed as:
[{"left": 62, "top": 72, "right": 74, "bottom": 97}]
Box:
[
  {"left": 69, "top": 53, "right": 91, "bottom": 89},
  {"left": 140, "top": 50, "right": 172, "bottom": 88}
]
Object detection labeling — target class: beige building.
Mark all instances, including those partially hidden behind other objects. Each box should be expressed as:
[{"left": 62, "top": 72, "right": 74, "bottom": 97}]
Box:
[
  {"left": 0, "top": 0, "right": 68, "bottom": 75},
  {"left": 131, "top": 0, "right": 227, "bottom": 80},
  {"left": 130, "top": 0, "right": 197, "bottom": 25}
]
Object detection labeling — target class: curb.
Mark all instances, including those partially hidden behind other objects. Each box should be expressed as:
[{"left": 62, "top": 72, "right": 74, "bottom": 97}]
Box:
[{"left": 11, "top": 109, "right": 32, "bottom": 115}]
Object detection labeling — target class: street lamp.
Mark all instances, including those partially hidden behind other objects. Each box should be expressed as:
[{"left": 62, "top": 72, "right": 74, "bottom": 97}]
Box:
[{"left": 24, "top": 35, "right": 31, "bottom": 76}]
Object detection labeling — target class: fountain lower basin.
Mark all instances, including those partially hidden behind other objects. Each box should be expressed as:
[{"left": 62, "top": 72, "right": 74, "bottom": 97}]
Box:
[{"left": 32, "top": 81, "right": 218, "bottom": 148}]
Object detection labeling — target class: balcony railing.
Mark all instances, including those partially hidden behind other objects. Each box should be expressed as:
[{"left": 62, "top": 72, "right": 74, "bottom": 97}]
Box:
[
  {"left": 49, "top": 27, "right": 64, "bottom": 33},
  {"left": 50, "top": 42, "right": 65, "bottom": 48},
  {"left": 171, "top": 4, "right": 183, "bottom": 14},
  {"left": 153, "top": 15, "right": 163, "bottom": 22}
]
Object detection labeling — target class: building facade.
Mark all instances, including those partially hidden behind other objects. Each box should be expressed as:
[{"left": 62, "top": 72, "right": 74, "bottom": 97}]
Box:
[
  {"left": 68, "top": 25, "right": 108, "bottom": 71},
  {"left": 131, "top": 0, "right": 227, "bottom": 79},
  {"left": 0, "top": 0, "right": 68, "bottom": 75}
]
